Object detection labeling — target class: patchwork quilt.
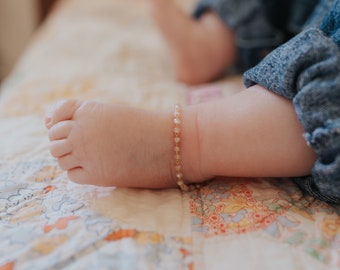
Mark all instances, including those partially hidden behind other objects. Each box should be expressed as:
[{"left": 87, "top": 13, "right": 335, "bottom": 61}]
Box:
[{"left": 0, "top": 0, "right": 339, "bottom": 269}]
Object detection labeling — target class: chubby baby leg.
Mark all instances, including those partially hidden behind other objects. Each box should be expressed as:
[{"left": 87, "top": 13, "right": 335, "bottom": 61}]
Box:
[
  {"left": 45, "top": 100, "right": 182, "bottom": 188},
  {"left": 148, "top": 0, "right": 236, "bottom": 84}
]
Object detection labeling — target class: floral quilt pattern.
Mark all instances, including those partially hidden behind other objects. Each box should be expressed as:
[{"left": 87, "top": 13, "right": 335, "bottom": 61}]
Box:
[{"left": 0, "top": 0, "right": 339, "bottom": 269}]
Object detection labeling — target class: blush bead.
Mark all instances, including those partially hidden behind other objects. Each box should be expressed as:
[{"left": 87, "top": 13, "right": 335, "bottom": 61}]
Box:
[{"left": 173, "top": 104, "right": 199, "bottom": 192}]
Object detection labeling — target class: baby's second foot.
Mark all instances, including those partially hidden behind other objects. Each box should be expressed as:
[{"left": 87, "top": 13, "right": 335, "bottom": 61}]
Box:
[
  {"left": 46, "top": 100, "right": 176, "bottom": 188},
  {"left": 147, "top": 0, "right": 236, "bottom": 84}
]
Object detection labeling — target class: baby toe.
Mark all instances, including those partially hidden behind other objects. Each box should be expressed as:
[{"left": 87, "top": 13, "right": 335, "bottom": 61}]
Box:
[
  {"left": 67, "top": 168, "right": 92, "bottom": 185},
  {"left": 48, "top": 120, "right": 73, "bottom": 141},
  {"left": 57, "top": 154, "right": 80, "bottom": 171},
  {"left": 46, "top": 99, "right": 82, "bottom": 129},
  {"left": 50, "top": 139, "right": 72, "bottom": 158}
]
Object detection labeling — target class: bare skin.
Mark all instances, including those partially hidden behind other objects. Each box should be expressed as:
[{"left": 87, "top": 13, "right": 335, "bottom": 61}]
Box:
[
  {"left": 46, "top": 100, "right": 178, "bottom": 188},
  {"left": 148, "top": 0, "right": 236, "bottom": 84},
  {"left": 46, "top": 85, "right": 317, "bottom": 188}
]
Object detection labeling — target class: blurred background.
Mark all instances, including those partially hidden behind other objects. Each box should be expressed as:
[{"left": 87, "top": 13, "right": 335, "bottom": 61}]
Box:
[{"left": 0, "top": 0, "right": 58, "bottom": 82}]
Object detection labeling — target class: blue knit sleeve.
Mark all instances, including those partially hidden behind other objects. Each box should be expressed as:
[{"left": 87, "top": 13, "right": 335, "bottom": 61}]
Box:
[
  {"left": 193, "top": 0, "right": 264, "bottom": 28},
  {"left": 243, "top": 6, "right": 340, "bottom": 203},
  {"left": 193, "top": 0, "right": 285, "bottom": 70}
]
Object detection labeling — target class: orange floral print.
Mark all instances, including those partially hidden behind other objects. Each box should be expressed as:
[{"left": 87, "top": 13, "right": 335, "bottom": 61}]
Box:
[
  {"left": 320, "top": 217, "right": 340, "bottom": 239},
  {"left": 43, "top": 185, "right": 57, "bottom": 194},
  {"left": 44, "top": 216, "right": 79, "bottom": 233},
  {"left": 105, "top": 229, "right": 137, "bottom": 241},
  {"left": 0, "top": 262, "right": 14, "bottom": 270}
]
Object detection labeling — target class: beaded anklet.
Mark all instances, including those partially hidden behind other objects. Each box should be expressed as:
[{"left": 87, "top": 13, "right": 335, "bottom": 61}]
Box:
[{"left": 173, "top": 104, "right": 199, "bottom": 192}]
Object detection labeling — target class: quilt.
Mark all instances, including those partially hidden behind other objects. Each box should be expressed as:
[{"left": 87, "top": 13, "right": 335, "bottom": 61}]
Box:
[{"left": 0, "top": 0, "right": 339, "bottom": 269}]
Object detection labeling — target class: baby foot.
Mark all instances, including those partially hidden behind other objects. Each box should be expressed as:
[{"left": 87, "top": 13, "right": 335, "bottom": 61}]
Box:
[
  {"left": 45, "top": 100, "right": 177, "bottom": 188},
  {"left": 147, "top": 0, "right": 237, "bottom": 84}
]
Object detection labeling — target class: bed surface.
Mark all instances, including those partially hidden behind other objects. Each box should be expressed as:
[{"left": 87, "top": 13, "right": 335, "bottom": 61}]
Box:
[{"left": 0, "top": 0, "right": 339, "bottom": 269}]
